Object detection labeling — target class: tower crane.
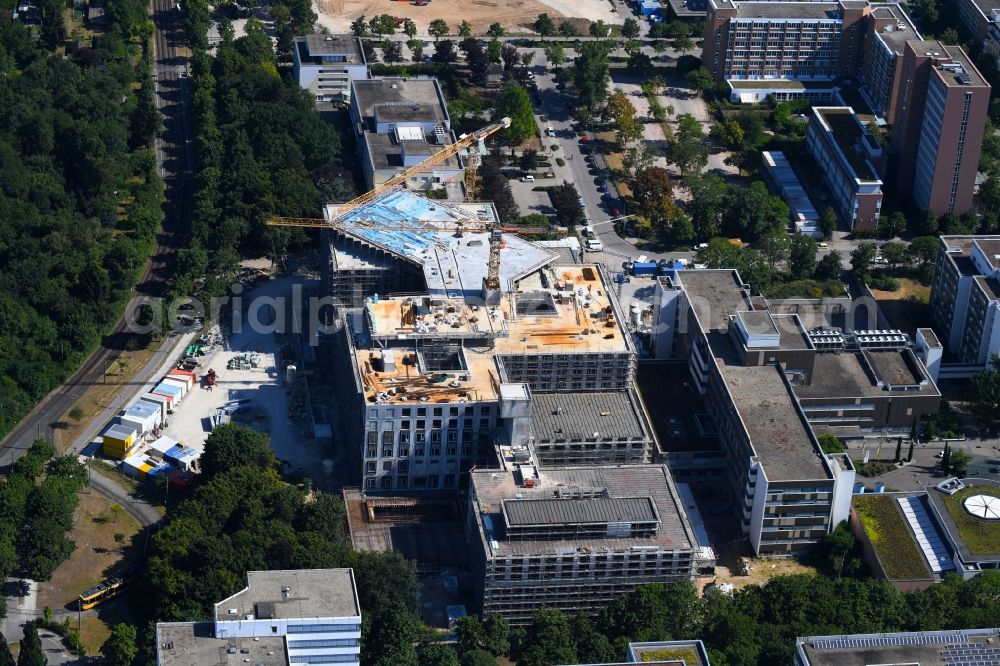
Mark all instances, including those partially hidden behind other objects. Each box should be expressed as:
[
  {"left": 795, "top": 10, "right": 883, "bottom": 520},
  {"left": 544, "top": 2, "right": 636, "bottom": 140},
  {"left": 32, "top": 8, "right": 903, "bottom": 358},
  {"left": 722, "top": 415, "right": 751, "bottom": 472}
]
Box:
[
  {"left": 325, "top": 117, "right": 511, "bottom": 225},
  {"left": 266, "top": 118, "right": 519, "bottom": 302}
]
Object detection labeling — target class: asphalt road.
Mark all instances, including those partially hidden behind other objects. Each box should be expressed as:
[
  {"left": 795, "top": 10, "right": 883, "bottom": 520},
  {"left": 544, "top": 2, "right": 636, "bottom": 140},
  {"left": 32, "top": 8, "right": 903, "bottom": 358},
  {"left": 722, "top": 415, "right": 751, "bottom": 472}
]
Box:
[{"left": 0, "top": 0, "right": 192, "bottom": 475}]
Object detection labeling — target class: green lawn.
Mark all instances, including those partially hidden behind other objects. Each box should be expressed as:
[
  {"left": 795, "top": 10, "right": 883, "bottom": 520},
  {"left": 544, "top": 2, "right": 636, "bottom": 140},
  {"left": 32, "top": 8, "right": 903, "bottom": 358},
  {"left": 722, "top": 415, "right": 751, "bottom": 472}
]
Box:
[
  {"left": 854, "top": 495, "right": 933, "bottom": 580},
  {"left": 941, "top": 487, "right": 1000, "bottom": 555}
]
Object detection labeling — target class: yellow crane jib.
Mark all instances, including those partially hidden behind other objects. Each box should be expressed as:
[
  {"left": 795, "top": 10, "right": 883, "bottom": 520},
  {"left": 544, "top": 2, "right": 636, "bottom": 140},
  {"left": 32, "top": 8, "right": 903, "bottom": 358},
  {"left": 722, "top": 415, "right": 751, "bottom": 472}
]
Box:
[{"left": 323, "top": 117, "right": 512, "bottom": 225}]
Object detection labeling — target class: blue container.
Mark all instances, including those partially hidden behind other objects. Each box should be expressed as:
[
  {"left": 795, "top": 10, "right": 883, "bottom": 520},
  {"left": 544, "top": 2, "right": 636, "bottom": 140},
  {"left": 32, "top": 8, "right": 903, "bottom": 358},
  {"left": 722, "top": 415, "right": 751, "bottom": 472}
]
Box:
[{"left": 632, "top": 262, "right": 658, "bottom": 277}]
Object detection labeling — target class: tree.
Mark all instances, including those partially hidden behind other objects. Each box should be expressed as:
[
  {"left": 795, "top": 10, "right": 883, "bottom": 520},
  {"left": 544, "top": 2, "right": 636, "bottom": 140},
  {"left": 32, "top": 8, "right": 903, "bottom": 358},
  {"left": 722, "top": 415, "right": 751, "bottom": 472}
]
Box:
[
  {"left": 851, "top": 242, "right": 878, "bottom": 280},
  {"left": 487, "top": 38, "right": 502, "bottom": 64},
  {"left": 487, "top": 22, "right": 505, "bottom": 37},
  {"left": 820, "top": 206, "right": 838, "bottom": 239},
  {"left": 674, "top": 35, "right": 695, "bottom": 52},
  {"left": 369, "top": 13, "right": 395, "bottom": 35},
  {"left": 685, "top": 67, "right": 714, "bottom": 92},
  {"left": 519, "top": 149, "right": 539, "bottom": 172},
  {"left": 518, "top": 610, "right": 576, "bottom": 666},
  {"left": 550, "top": 182, "right": 585, "bottom": 226},
  {"left": 403, "top": 18, "right": 417, "bottom": 38},
  {"left": 684, "top": 173, "right": 729, "bottom": 240},
  {"left": 459, "top": 20, "right": 473, "bottom": 37},
  {"left": 494, "top": 82, "right": 535, "bottom": 144},
  {"left": 757, "top": 232, "right": 791, "bottom": 269},
  {"left": 382, "top": 40, "right": 404, "bottom": 64},
  {"left": 520, "top": 51, "right": 535, "bottom": 68},
  {"left": 622, "top": 17, "right": 641, "bottom": 39},
  {"left": 908, "top": 236, "right": 939, "bottom": 272},
  {"left": 101, "top": 624, "right": 137, "bottom": 666},
  {"left": 201, "top": 423, "right": 274, "bottom": 478},
  {"left": 604, "top": 90, "right": 643, "bottom": 148},
  {"left": 632, "top": 167, "right": 677, "bottom": 232},
  {"left": 350, "top": 14, "right": 368, "bottom": 36},
  {"left": 942, "top": 442, "right": 952, "bottom": 471},
  {"left": 789, "top": 234, "right": 818, "bottom": 279},
  {"left": 462, "top": 650, "right": 497, "bottom": 666},
  {"left": 818, "top": 433, "right": 846, "bottom": 454},
  {"left": 950, "top": 449, "right": 972, "bottom": 477},
  {"left": 433, "top": 39, "right": 457, "bottom": 63},
  {"left": 622, "top": 145, "right": 657, "bottom": 179},
  {"left": 970, "top": 355, "right": 1000, "bottom": 433},
  {"left": 881, "top": 211, "right": 906, "bottom": 239},
  {"left": 429, "top": 19, "right": 450, "bottom": 41},
  {"left": 573, "top": 42, "right": 610, "bottom": 111},
  {"left": 558, "top": 20, "right": 580, "bottom": 37},
  {"left": 480, "top": 151, "right": 520, "bottom": 224},
  {"left": 668, "top": 114, "right": 709, "bottom": 176},
  {"left": 822, "top": 522, "right": 855, "bottom": 579},
  {"left": 17, "top": 624, "right": 45, "bottom": 666},
  {"left": 544, "top": 43, "right": 565, "bottom": 67},
  {"left": 879, "top": 241, "right": 909, "bottom": 268},
  {"left": 407, "top": 39, "right": 424, "bottom": 63},
  {"left": 815, "top": 249, "right": 843, "bottom": 280},
  {"left": 697, "top": 238, "right": 775, "bottom": 293},
  {"left": 0, "top": 634, "right": 13, "bottom": 666},
  {"left": 589, "top": 19, "right": 610, "bottom": 37},
  {"left": 416, "top": 642, "right": 460, "bottom": 666},
  {"left": 534, "top": 13, "right": 556, "bottom": 37}
]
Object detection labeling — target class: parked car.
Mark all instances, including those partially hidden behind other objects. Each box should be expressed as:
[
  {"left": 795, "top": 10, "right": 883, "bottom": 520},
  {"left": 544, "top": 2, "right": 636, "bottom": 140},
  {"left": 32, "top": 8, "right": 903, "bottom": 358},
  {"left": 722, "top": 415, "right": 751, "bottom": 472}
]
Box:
[
  {"left": 545, "top": 127, "right": 556, "bottom": 137},
  {"left": 819, "top": 242, "right": 829, "bottom": 248},
  {"left": 520, "top": 175, "right": 535, "bottom": 182}
]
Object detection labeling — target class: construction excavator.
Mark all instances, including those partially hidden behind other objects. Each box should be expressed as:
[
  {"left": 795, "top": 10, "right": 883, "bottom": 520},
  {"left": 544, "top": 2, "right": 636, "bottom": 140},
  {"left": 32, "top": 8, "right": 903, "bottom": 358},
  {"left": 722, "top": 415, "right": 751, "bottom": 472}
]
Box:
[{"left": 265, "top": 116, "right": 550, "bottom": 302}]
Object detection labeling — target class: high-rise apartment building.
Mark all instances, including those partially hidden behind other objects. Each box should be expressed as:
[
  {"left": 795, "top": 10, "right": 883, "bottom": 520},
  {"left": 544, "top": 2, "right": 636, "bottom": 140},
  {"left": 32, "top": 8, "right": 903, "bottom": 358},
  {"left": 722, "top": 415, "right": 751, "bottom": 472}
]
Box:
[
  {"left": 702, "top": 0, "right": 990, "bottom": 215},
  {"left": 891, "top": 45, "right": 990, "bottom": 214},
  {"left": 702, "top": 0, "right": 870, "bottom": 84},
  {"left": 929, "top": 235, "right": 1000, "bottom": 366}
]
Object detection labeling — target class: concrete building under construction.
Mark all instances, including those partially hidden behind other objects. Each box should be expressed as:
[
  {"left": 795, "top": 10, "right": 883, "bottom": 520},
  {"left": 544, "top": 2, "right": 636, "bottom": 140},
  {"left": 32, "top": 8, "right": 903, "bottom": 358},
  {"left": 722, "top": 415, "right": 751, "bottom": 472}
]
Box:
[{"left": 323, "top": 190, "right": 655, "bottom": 492}]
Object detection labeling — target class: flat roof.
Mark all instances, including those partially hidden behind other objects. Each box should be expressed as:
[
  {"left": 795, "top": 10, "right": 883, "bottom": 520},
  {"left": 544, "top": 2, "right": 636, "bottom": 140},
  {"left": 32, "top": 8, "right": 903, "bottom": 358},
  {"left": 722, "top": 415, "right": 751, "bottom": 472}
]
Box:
[
  {"left": 300, "top": 34, "right": 364, "bottom": 61},
  {"left": 925, "top": 478, "right": 1000, "bottom": 562},
  {"left": 667, "top": 0, "right": 706, "bottom": 16},
  {"left": 794, "top": 350, "right": 938, "bottom": 398},
  {"left": 725, "top": 1, "right": 843, "bottom": 20},
  {"left": 677, "top": 270, "right": 827, "bottom": 480},
  {"left": 974, "top": 237, "right": 1000, "bottom": 270},
  {"left": 530, "top": 391, "right": 649, "bottom": 443},
  {"left": 934, "top": 46, "right": 989, "bottom": 88},
  {"left": 629, "top": 641, "right": 710, "bottom": 666},
  {"left": 157, "top": 622, "right": 287, "bottom": 666},
  {"left": 215, "top": 569, "right": 360, "bottom": 622},
  {"left": 502, "top": 496, "right": 659, "bottom": 527},
  {"left": 797, "top": 629, "right": 1000, "bottom": 666},
  {"left": 352, "top": 78, "right": 447, "bottom": 124},
  {"left": 470, "top": 465, "right": 696, "bottom": 556},
  {"left": 812, "top": 107, "right": 882, "bottom": 182},
  {"left": 728, "top": 79, "right": 838, "bottom": 90},
  {"left": 362, "top": 130, "right": 460, "bottom": 172},
  {"left": 870, "top": 4, "right": 921, "bottom": 53},
  {"left": 918, "top": 327, "right": 941, "bottom": 347}
]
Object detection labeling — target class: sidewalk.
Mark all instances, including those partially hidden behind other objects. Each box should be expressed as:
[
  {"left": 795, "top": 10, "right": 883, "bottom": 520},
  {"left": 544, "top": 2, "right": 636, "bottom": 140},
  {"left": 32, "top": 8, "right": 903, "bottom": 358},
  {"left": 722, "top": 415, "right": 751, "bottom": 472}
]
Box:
[{"left": 68, "top": 329, "right": 198, "bottom": 455}]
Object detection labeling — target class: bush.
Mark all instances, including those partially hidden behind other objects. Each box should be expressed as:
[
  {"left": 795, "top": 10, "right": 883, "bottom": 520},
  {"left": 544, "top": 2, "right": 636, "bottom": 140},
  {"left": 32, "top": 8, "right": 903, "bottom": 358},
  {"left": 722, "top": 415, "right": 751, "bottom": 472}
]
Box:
[
  {"left": 519, "top": 214, "right": 550, "bottom": 227},
  {"left": 853, "top": 459, "right": 897, "bottom": 477},
  {"left": 556, "top": 157, "right": 566, "bottom": 167},
  {"left": 869, "top": 274, "right": 901, "bottom": 291}
]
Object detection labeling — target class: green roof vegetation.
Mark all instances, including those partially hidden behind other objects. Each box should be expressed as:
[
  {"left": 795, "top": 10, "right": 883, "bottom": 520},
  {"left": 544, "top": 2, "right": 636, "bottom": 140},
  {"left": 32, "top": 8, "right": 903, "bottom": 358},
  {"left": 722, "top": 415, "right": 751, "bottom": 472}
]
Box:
[
  {"left": 940, "top": 486, "right": 1000, "bottom": 555},
  {"left": 854, "top": 495, "right": 933, "bottom": 580},
  {"left": 640, "top": 647, "right": 700, "bottom": 662}
]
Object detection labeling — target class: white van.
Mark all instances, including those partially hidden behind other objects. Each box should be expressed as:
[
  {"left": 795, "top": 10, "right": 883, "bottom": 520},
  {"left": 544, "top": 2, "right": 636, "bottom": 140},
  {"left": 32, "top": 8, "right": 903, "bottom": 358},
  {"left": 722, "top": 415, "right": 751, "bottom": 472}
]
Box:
[{"left": 586, "top": 239, "right": 604, "bottom": 252}]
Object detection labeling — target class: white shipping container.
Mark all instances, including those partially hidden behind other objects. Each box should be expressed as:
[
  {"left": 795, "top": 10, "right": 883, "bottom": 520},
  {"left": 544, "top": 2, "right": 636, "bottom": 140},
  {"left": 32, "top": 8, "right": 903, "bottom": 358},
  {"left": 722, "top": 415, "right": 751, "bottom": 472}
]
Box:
[{"left": 160, "top": 377, "right": 188, "bottom": 399}]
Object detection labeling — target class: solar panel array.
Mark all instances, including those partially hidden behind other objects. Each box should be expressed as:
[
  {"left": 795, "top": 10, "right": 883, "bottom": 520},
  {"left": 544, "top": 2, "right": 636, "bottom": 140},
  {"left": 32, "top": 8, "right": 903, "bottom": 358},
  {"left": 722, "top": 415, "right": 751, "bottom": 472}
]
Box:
[
  {"left": 941, "top": 643, "right": 1000, "bottom": 665},
  {"left": 811, "top": 633, "right": 969, "bottom": 650},
  {"left": 897, "top": 496, "right": 956, "bottom": 574}
]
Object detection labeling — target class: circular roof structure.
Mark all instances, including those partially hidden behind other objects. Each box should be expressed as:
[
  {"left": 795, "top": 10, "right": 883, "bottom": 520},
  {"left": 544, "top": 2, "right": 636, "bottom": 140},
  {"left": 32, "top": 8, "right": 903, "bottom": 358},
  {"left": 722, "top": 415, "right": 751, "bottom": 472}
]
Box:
[{"left": 963, "top": 494, "right": 1000, "bottom": 520}]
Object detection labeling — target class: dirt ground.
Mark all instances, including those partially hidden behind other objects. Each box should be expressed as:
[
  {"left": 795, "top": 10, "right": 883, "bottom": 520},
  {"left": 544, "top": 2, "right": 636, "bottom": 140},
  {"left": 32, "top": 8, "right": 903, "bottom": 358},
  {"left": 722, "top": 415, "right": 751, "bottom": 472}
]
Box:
[
  {"left": 870, "top": 277, "right": 932, "bottom": 337},
  {"left": 315, "top": 0, "right": 588, "bottom": 35},
  {"left": 37, "top": 492, "right": 141, "bottom": 612},
  {"left": 709, "top": 544, "right": 818, "bottom": 591}
]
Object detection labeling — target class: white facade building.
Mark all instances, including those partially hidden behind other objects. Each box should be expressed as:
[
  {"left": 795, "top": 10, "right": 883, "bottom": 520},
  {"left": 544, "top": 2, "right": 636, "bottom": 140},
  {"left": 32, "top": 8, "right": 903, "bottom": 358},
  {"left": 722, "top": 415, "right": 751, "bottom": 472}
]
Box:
[
  {"left": 293, "top": 34, "right": 368, "bottom": 103},
  {"left": 157, "top": 569, "right": 362, "bottom": 666}
]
